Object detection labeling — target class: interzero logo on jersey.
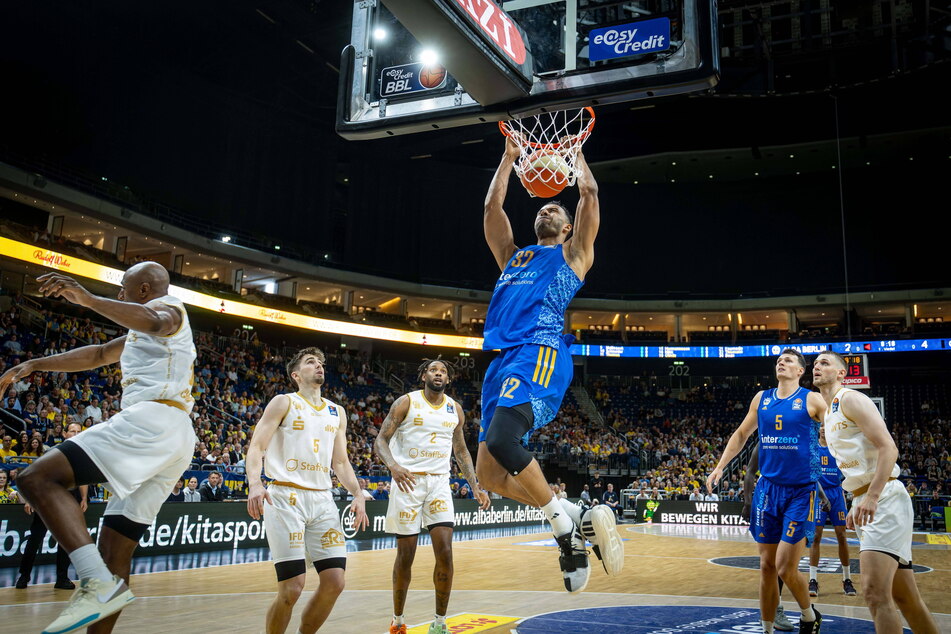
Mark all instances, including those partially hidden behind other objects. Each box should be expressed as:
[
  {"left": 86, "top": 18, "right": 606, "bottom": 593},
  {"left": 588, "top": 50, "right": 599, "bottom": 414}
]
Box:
[{"left": 588, "top": 17, "right": 671, "bottom": 62}]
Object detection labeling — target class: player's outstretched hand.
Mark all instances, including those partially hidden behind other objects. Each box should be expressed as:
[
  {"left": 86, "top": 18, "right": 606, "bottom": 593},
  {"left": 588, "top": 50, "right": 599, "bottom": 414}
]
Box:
[
  {"left": 246, "top": 481, "right": 272, "bottom": 520},
  {"left": 37, "top": 272, "right": 93, "bottom": 306},
  {"left": 350, "top": 495, "right": 369, "bottom": 531},
  {"left": 504, "top": 135, "right": 520, "bottom": 160},
  {"left": 474, "top": 487, "right": 490, "bottom": 511},
  {"left": 705, "top": 467, "right": 723, "bottom": 495},
  {"left": 389, "top": 463, "right": 416, "bottom": 493},
  {"left": 0, "top": 361, "right": 35, "bottom": 397},
  {"left": 851, "top": 494, "right": 878, "bottom": 528}
]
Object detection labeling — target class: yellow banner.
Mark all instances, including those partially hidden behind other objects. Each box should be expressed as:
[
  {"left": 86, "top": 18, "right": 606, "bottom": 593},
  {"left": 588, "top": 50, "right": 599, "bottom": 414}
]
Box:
[
  {"left": 0, "top": 236, "right": 484, "bottom": 350},
  {"left": 926, "top": 533, "right": 951, "bottom": 545},
  {"left": 404, "top": 613, "right": 520, "bottom": 634}
]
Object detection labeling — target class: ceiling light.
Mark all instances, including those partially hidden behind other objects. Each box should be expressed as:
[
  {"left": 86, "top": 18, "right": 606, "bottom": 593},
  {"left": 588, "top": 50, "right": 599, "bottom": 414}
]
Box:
[
  {"left": 419, "top": 49, "right": 438, "bottom": 65},
  {"left": 221, "top": 236, "right": 231, "bottom": 243}
]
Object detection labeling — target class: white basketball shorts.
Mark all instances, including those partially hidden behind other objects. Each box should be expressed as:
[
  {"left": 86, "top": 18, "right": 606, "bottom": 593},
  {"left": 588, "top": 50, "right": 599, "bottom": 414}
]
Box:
[
  {"left": 384, "top": 474, "right": 455, "bottom": 535},
  {"left": 854, "top": 479, "right": 914, "bottom": 565},
  {"left": 69, "top": 400, "right": 197, "bottom": 525},
  {"left": 264, "top": 485, "right": 347, "bottom": 564}
]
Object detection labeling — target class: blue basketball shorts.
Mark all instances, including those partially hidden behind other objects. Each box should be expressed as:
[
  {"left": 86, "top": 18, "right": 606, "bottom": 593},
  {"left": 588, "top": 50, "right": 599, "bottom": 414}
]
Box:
[
  {"left": 479, "top": 336, "right": 574, "bottom": 443},
  {"left": 818, "top": 484, "right": 848, "bottom": 527},
  {"left": 750, "top": 476, "right": 818, "bottom": 545}
]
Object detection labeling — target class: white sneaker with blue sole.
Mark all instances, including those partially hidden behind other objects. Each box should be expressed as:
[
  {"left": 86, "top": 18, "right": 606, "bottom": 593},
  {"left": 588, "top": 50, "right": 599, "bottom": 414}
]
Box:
[{"left": 43, "top": 575, "right": 135, "bottom": 634}]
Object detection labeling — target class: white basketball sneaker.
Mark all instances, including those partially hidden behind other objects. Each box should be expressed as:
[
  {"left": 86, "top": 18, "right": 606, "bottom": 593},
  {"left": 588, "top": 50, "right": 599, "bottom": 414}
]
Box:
[
  {"left": 555, "top": 527, "right": 590, "bottom": 593},
  {"left": 580, "top": 505, "right": 625, "bottom": 576},
  {"left": 43, "top": 575, "right": 135, "bottom": 634}
]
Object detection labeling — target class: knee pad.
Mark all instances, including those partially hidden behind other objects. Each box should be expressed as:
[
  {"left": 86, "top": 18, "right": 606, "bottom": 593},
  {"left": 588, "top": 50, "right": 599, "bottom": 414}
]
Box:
[{"left": 484, "top": 403, "right": 534, "bottom": 476}]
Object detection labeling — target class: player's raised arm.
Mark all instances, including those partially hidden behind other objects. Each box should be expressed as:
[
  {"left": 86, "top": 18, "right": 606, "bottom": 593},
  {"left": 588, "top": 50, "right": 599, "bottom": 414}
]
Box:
[
  {"left": 484, "top": 137, "right": 520, "bottom": 270},
  {"left": 565, "top": 149, "right": 600, "bottom": 275},
  {"left": 0, "top": 336, "right": 126, "bottom": 395},
  {"left": 38, "top": 267, "right": 181, "bottom": 336},
  {"left": 245, "top": 394, "right": 289, "bottom": 519},
  {"left": 374, "top": 395, "right": 416, "bottom": 493},
  {"left": 707, "top": 391, "right": 763, "bottom": 493}
]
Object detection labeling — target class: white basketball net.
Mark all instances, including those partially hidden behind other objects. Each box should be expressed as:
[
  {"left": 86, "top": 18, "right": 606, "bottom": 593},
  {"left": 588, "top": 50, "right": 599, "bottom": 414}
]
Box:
[{"left": 500, "top": 106, "right": 595, "bottom": 189}]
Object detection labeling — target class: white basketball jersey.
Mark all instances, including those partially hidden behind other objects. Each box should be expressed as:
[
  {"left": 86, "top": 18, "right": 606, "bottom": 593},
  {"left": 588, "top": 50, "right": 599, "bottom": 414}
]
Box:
[
  {"left": 119, "top": 295, "right": 196, "bottom": 413},
  {"left": 390, "top": 390, "right": 459, "bottom": 475},
  {"left": 824, "top": 387, "right": 900, "bottom": 493},
  {"left": 264, "top": 393, "right": 342, "bottom": 490}
]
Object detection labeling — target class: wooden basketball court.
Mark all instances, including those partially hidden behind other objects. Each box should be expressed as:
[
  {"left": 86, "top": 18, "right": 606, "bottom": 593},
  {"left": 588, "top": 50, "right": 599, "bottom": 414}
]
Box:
[{"left": 2, "top": 523, "right": 949, "bottom": 632}]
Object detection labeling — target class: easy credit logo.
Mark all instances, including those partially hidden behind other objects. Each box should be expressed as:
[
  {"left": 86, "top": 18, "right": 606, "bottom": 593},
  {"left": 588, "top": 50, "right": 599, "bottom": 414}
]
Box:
[{"left": 588, "top": 17, "right": 670, "bottom": 62}]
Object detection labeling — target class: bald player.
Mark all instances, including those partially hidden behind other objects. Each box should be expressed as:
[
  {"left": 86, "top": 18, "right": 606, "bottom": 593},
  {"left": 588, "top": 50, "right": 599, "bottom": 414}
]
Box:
[{"left": 0, "top": 263, "right": 197, "bottom": 634}]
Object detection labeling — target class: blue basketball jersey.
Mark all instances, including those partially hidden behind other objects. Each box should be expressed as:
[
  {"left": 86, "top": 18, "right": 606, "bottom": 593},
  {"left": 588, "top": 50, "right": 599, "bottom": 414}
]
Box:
[
  {"left": 483, "top": 244, "right": 583, "bottom": 351},
  {"left": 818, "top": 444, "right": 843, "bottom": 489},
  {"left": 757, "top": 386, "right": 819, "bottom": 486}
]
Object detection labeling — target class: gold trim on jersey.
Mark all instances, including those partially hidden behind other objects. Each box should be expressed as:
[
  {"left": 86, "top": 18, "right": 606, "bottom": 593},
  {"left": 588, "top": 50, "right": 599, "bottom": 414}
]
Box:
[
  {"left": 297, "top": 392, "right": 327, "bottom": 413},
  {"left": 421, "top": 391, "right": 447, "bottom": 410},
  {"left": 152, "top": 399, "right": 187, "bottom": 412},
  {"left": 157, "top": 301, "right": 188, "bottom": 338},
  {"left": 270, "top": 480, "right": 327, "bottom": 492},
  {"left": 852, "top": 478, "right": 896, "bottom": 497},
  {"left": 532, "top": 346, "right": 557, "bottom": 388}
]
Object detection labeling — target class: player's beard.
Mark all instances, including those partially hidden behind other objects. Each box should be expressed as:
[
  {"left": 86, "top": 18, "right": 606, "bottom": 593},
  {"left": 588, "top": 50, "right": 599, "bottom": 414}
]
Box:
[
  {"left": 535, "top": 217, "right": 562, "bottom": 239},
  {"left": 425, "top": 378, "right": 445, "bottom": 393}
]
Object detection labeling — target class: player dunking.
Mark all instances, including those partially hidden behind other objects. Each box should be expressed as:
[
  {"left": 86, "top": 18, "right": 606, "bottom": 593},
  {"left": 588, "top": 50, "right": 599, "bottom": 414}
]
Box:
[
  {"left": 813, "top": 351, "right": 937, "bottom": 633},
  {"left": 374, "top": 358, "right": 490, "bottom": 634},
  {"left": 707, "top": 349, "right": 825, "bottom": 634},
  {"left": 246, "top": 347, "right": 368, "bottom": 634},
  {"left": 476, "top": 136, "right": 623, "bottom": 593},
  {"left": 0, "top": 263, "right": 196, "bottom": 634},
  {"left": 808, "top": 424, "right": 857, "bottom": 598}
]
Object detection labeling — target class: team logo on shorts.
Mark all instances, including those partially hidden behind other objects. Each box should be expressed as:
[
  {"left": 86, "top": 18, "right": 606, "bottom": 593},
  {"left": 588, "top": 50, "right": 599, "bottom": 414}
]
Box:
[
  {"left": 399, "top": 508, "right": 419, "bottom": 523},
  {"left": 793, "top": 398, "right": 803, "bottom": 410},
  {"left": 429, "top": 499, "right": 448, "bottom": 514},
  {"left": 321, "top": 528, "right": 345, "bottom": 548}
]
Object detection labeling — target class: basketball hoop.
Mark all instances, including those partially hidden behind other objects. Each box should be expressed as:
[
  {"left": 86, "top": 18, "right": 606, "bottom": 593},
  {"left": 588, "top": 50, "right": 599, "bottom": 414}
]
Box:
[{"left": 499, "top": 107, "right": 595, "bottom": 197}]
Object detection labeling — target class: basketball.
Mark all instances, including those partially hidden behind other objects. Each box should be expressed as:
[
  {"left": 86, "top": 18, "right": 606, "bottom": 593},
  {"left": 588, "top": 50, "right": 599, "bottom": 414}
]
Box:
[
  {"left": 520, "top": 150, "right": 570, "bottom": 198},
  {"left": 419, "top": 64, "right": 446, "bottom": 89}
]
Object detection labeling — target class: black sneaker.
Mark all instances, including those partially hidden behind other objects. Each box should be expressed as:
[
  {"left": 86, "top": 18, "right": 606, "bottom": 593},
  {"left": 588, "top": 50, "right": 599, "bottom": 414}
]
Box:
[
  {"left": 798, "top": 607, "right": 821, "bottom": 634},
  {"left": 54, "top": 579, "right": 76, "bottom": 590},
  {"left": 15, "top": 575, "right": 29, "bottom": 589},
  {"left": 843, "top": 578, "right": 857, "bottom": 596},
  {"left": 808, "top": 578, "right": 818, "bottom": 597},
  {"left": 554, "top": 528, "right": 590, "bottom": 593}
]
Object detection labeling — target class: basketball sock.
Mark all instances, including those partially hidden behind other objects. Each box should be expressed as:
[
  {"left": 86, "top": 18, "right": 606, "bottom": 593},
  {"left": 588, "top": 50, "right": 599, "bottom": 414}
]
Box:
[
  {"left": 762, "top": 620, "right": 774, "bottom": 633},
  {"left": 69, "top": 543, "right": 113, "bottom": 583},
  {"left": 542, "top": 496, "right": 573, "bottom": 536},
  {"left": 392, "top": 615, "right": 404, "bottom": 626},
  {"left": 842, "top": 567, "right": 851, "bottom": 581},
  {"left": 809, "top": 565, "right": 818, "bottom": 580},
  {"left": 801, "top": 606, "right": 816, "bottom": 622},
  {"left": 434, "top": 614, "right": 446, "bottom": 625},
  {"left": 558, "top": 498, "right": 582, "bottom": 526}
]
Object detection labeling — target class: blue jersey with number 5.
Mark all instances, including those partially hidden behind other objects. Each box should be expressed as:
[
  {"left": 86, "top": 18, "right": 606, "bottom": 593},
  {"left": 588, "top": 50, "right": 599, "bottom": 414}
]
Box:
[
  {"left": 757, "top": 386, "right": 819, "bottom": 486},
  {"left": 483, "top": 244, "right": 583, "bottom": 351}
]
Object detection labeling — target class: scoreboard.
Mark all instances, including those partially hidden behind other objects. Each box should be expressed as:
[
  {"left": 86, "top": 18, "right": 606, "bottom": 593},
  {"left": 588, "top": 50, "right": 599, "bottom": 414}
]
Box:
[{"left": 840, "top": 354, "right": 870, "bottom": 389}]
